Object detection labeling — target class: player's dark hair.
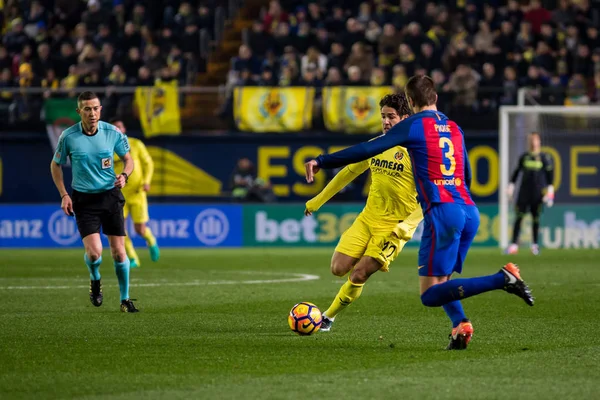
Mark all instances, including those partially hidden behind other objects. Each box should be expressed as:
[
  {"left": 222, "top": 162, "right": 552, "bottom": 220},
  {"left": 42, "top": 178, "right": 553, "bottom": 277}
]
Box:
[
  {"left": 405, "top": 75, "right": 437, "bottom": 108},
  {"left": 109, "top": 117, "right": 122, "bottom": 125},
  {"left": 77, "top": 91, "right": 99, "bottom": 106},
  {"left": 379, "top": 93, "right": 412, "bottom": 116}
]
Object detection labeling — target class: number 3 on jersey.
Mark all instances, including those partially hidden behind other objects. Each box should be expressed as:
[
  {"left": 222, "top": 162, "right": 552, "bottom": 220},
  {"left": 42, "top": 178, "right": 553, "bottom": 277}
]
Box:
[{"left": 438, "top": 137, "right": 456, "bottom": 176}]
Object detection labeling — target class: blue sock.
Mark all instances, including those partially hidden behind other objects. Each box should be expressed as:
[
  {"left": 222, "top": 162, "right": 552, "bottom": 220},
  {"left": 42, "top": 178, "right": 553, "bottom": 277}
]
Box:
[
  {"left": 114, "top": 259, "right": 130, "bottom": 301},
  {"left": 421, "top": 272, "right": 506, "bottom": 307},
  {"left": 443, "top": 301, "right": 467, "bottom": 328},
  {"left": 84, "top": 253, "right": 102, "bottom": 281}
]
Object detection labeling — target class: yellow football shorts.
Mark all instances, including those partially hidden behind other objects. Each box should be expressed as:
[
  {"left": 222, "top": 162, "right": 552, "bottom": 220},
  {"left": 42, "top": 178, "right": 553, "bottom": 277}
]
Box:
[
  {"left": 122, "top": 191, "right": 149, "bottom": 224},
  {"left": 335, "top": 214, "right": 414, "bottom": 272}
]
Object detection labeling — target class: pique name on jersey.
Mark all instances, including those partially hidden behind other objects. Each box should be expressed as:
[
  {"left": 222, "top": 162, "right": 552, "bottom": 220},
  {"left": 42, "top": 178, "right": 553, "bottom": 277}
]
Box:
[{"left": 370, "top": 158, "right": 405, "bottom": 171}]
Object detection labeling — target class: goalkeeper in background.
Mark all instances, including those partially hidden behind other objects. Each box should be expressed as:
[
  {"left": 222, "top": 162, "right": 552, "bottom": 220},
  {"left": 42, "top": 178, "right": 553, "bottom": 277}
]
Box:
[
  {"left": 112, "top": 118, "right": 160, "bottom": 267},
  {"left": 506, "top": 132, "right": 554, "bottom": 255}
]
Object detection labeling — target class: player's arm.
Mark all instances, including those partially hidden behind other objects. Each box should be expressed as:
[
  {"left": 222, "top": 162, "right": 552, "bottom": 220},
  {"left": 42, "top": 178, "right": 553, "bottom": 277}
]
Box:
[
  {"left": 392, "top": 206, "right": 424, "bottom": 241},
  {"left": 305, "top": 161, "right": 369, "bottom": 215},
  {"left": 137, "top": 141, "right": 154, "bottom": 190},
  {"left": 305, "top": 119, "right": 413, "bottom": 181},
  {"left": 507, "top": 154, "right": 524, "bottom": 199},
  {"left": 115, "top": 133, "right": 133, "bottom": 188},
  {"left": 50, "top": 133, "right": 73, "bottom": 215},
  {"left": 542, "top": 153, "right": 555, "bottom": 206}
]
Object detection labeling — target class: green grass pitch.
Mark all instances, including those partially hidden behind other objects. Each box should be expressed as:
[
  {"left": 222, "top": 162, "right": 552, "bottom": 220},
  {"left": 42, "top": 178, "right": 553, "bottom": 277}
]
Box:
[{"left": 1, "top": 247, "right": 599, "bottom": 399}]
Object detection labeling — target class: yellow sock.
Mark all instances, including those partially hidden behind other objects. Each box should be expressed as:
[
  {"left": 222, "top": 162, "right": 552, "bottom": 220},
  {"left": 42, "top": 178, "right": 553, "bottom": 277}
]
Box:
[
  {"left": 124, "top": 235, "right": 139, "bottom": 263},
  {"left": 324, "top": 278, "right": 364, "bottom": 319},
  {"left": 142, "top": 227, "right": 157, "bottom": 247}
]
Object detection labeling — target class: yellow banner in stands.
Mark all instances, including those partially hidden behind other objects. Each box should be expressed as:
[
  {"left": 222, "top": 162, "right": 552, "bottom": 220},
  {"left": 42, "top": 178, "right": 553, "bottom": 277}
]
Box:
[
  {"left": 234, "top": 87, "right": 314, "bottom": 132},
  {"left": 135, "top": 81, "right": 182, "bottom": 138},
  {"left": 323, "top": 86, "right": 393, "bottom": 134}
]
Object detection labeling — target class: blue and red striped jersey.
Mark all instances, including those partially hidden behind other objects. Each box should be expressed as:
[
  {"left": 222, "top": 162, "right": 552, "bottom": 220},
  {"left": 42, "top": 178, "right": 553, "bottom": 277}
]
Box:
[{"left": 315, "top": 110, "right": 475, "bottom": 210}]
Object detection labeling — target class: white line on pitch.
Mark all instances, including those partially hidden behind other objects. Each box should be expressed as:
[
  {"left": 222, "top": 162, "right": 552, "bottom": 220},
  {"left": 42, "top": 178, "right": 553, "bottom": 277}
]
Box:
[{"left": 0, "top": 273, "right": 320, "bottom": 290}]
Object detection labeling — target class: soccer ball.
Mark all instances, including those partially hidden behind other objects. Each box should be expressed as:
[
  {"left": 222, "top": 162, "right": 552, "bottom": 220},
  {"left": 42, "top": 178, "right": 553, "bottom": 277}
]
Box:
[{"left": 288, "top": 302, "right": 322, "bottom": 335}]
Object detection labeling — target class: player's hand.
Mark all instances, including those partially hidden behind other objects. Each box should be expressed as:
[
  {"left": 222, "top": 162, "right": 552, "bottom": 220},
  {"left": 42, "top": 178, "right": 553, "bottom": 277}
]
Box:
[
  {"left": 61, "top": 195, "right": 74, "bottom": 216},
  {"left": 115, "top": 174, "right": 127, "bottom": 188},
  {"left": 543, "top": 185, "right": 555, "bottom": 208},
  {"left": 507, "top": 183, "right": 515, "bottom": 201},
  {"left": 143, "top": 184, "right": 151, "bottom": 192},
  {"left": 305, "top": 160, "right": 320, "bottom": 183}
]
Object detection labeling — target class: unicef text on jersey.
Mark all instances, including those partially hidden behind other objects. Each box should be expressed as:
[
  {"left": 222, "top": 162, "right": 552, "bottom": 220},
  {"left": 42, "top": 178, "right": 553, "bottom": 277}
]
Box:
[{"left": 0, "top": 205, "right": 242, "bottom": 248}]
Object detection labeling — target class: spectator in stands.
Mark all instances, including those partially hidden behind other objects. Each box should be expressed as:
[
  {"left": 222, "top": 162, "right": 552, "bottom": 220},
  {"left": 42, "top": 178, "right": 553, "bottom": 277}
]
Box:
[
  {"left": 346, "top": 65, "right": 366, "bottom": 86},
  {"left": 136, "top": 66, "right": 154, "bottom": 86},
  {"left": 325, "top": 5, "right": 345, "bottom": 33},
  {"left": 231, "top": 45, "right": 261, "bottom": 82},
  {"left": 294, "top": 22, "right": 313, "bottom": 54},
  {"left": 248, "top": 20, "right": 272, "bottom": 58},
  {"left": 587, "top": 26, "right": 600, "bottom": 52},
  {"left": 313, "top": 24, "right": 331, "bottom": 56},
  {"left": 0, "top": 68, "right": 15, "bottom": 105},
  {"left": 344, "top": 42, "right": 372, "bottom": 82},
  {"left": 397, "top": 43, "right": 416, "bottom": 76},
  {"left": 279, "top": 65, "right": 297, "bottom": 86},
  {"left": 444, "top": 63, "right": 479, "bottom": 111},
  {"left": 272, "top": 22, "right": 293, "bottom": 56},
  {"left": 534, "top": 41, "right": 555, "bottom": 75},
  {"left": 525, "top": 0, "right": 552, "bottom": 34},
  {"left": 391, "top": 64, "right": 408, "bottom": 92},
  {"left": 326, "top": 42, "right": 346, "bottom": 72},
  {"left": 263, "top": 0, "right": 288, "bottom": 34},
  {"left": 479, "top": 63, "right": 501, "bottom": 112},
  {"left": 370, "top": 67, "right": 386, "bottom": 86},
  {"left": 258, "top": 67, "right": 276, "bottom": 86},
  {"left": 473, "top": 21, "right": 497, "bottom": 55},
  {"left": 324, "top": 67, "right": 343, "bottom": 86},
  {"left": 301, "top": 46, "right": 327, "bottom": 80},
  {"left": 41, "top": 69, "right": 59, "bottom": 99},
  {"left": 230, "top": 158, "right": 276, "bottom": 203},
  {"left": 565, "top": 74, "right": 590, "bottom": 105}
]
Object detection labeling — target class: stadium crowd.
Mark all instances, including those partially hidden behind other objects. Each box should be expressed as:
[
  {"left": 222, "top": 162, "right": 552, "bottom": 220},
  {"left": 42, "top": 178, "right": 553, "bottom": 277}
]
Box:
[
  {"left": 228, "top": 0, "right": 600, "bottom": 116},
  {"left": 0, "top": 0, "right": 216, "bottom": 121}
]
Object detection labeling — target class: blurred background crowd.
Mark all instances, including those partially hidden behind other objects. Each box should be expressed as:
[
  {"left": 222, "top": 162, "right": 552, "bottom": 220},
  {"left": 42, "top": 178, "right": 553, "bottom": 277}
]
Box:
[
  {"left": 0, "top": 0, "right": 599, "bottom": 131},
  {"left": 225, "top": 0, "right": 600, "bottom": 118}
]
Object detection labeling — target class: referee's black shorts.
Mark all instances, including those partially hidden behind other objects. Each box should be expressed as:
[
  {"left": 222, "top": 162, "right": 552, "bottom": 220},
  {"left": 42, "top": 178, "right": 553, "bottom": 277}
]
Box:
[{"left": 72, "top": 188, "right": 126, "bottom": 239}]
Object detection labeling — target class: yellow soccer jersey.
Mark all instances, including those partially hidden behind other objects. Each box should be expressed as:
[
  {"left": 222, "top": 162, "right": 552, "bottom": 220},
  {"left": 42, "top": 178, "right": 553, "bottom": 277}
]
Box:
[
  {"left": 114, "top": 137, "right": 154, "bottom": 196},
  {"left": 351, "top": 145, "right": 418, "bottom": 225},
  {"left": 306, "top": 145, "right": 418, "bottom": 226}
]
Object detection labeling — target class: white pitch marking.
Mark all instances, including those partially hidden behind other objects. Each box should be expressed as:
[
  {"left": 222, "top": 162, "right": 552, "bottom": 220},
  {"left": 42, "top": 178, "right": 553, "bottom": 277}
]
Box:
[{"left": 0, "top": 272, "right": 320, "bottom": 290}]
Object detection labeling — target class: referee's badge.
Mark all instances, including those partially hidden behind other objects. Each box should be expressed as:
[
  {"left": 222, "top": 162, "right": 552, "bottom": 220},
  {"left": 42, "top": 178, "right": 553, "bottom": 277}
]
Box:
[{"left": 102, "top": 157, "right": 112, "bottom": 169}]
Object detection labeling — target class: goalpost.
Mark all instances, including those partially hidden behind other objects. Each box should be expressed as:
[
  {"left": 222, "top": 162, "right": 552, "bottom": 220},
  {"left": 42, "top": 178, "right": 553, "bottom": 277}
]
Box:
[{"left": 498, "top": 104, "right": 600, "bottom": 249}]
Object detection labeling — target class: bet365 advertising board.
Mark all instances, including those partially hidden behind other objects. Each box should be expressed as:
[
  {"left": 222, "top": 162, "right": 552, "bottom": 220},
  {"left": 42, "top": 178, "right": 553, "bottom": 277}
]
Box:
[{"left": 0, "top": 204, "right": 598, "bottom": 249}]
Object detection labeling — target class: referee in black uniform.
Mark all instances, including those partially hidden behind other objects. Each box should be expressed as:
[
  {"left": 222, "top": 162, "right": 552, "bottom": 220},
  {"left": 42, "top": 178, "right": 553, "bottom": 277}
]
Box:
[{"left": 506, "top": 132, "right": 554, "bottom": 255}]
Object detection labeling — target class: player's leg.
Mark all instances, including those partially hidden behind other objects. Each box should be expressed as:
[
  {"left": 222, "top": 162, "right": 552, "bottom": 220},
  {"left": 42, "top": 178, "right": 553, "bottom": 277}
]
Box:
[
  {"left": 420, "top": 205, "right": 534, "bottom": 307},
  {"left": 72, "top": 191, "right": 104, "bottom": 307},
  {"left": 122, "top": 201, "right": 141, "bottom": 268},
  {"left": 103, "top": 189, "right": 138, "bottom": 312},
  {"left": 330, "top": 252, "right": 359, "bottom": 277},
  {"left": 82, "top": 233, "right": 104, "bottom": 307},
  {"left": 132, "top": 193, "right": 159, "bottom": 262},
  {"left": 508, "top": 202, "right": 527, "bottom": 254},
  {"left": 321, "top": 217, "right": 369, "bottom": 329},
  {"left": 529, "top": 201, "right": 543, "bottom": 255}
]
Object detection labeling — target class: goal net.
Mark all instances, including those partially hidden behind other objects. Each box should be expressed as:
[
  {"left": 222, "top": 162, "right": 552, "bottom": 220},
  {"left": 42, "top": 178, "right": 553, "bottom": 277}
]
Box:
[{"left": 498, "top": 105, "right": 600, "bottom": 250}]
